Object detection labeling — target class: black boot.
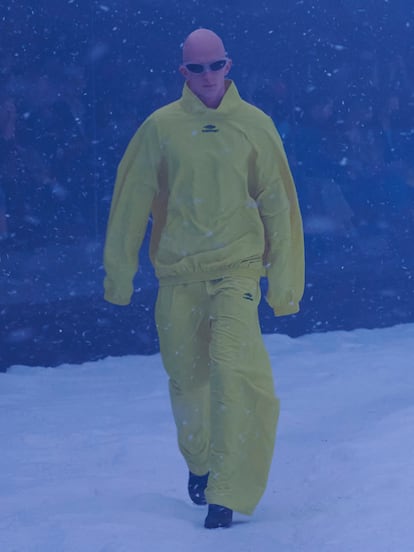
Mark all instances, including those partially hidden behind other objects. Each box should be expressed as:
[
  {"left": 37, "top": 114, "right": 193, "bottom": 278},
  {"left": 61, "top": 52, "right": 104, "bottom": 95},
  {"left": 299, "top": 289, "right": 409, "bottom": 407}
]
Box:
[
  {"left": 204, "top": 504, "right": 233, "bottom": 529},
  {"left": 188, "top": 471, "right": 209, "bottom": 505}
]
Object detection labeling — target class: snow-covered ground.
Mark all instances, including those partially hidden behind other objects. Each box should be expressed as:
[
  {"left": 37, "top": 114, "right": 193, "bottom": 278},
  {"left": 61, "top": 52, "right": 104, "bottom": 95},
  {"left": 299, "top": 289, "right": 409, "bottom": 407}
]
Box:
[{"left": 1, "top": 324, "right": 413, "bottom": 552}]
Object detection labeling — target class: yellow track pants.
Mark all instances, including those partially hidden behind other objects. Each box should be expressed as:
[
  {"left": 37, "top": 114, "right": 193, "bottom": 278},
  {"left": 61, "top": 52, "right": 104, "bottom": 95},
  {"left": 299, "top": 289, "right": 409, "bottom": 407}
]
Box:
[{"left": 155, "top": 276, "right": 280, "bottom": 515}]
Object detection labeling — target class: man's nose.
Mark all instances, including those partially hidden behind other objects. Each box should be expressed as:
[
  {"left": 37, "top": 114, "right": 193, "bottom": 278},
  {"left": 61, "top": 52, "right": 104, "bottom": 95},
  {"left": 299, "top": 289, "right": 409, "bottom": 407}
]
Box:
[{"left": 202, "top": 69, "right": 215, "bottom": 80}]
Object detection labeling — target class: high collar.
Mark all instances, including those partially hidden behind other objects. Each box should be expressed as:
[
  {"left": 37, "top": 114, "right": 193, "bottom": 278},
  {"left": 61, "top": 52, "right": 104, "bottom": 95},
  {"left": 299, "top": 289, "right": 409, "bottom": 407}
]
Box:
[{"left": 180, "top": 80, "right": 242, "bottom": 115}]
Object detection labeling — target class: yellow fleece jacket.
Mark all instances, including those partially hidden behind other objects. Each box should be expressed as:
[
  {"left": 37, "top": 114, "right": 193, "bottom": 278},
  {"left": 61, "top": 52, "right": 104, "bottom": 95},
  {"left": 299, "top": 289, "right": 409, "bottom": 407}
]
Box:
[{"left": 103, "top": 80, "right": 305, "bottom": 316}]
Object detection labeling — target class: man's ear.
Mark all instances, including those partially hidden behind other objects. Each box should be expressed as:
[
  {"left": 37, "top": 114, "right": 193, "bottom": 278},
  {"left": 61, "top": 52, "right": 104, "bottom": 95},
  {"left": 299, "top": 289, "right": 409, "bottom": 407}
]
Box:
[
  {"left": 224, "top": 58, "right": 233, "bottom": 76},
  {"left": 179, "top": 65, "right": 188, "bottom": 78}
]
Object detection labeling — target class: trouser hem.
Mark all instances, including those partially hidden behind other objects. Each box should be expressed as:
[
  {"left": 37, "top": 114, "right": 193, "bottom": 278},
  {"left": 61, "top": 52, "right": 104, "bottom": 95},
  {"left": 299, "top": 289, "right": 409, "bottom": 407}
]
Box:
[{"left": 205, "top": 492, "right": 256, "bottom": 516}]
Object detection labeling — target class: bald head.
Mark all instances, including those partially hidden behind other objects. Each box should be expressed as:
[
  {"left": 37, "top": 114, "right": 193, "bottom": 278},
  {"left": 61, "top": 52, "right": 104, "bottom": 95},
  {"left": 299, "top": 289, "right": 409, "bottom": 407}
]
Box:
[
  {"left": 179, "top": 28, "right": 231, "bottom": 109},
  {"left": 182, "top": 28, "right": 226, "bottom": 63}
]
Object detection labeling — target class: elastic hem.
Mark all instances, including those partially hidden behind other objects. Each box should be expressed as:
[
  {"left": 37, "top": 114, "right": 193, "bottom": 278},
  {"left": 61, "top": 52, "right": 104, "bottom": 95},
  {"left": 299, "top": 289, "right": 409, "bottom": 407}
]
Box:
[
  {"left": 157, "top": 266, "right": 263, "bottom": 287},
  {"left": 272, "top": 302, "right": 300, "bottom": 316}
]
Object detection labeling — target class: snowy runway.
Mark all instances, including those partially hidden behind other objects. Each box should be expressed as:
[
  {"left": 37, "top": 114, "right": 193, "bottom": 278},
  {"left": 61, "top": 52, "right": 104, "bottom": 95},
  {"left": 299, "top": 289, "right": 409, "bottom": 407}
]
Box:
[{"left": 1, "top": 325, "right": 413, "bottom": 551}]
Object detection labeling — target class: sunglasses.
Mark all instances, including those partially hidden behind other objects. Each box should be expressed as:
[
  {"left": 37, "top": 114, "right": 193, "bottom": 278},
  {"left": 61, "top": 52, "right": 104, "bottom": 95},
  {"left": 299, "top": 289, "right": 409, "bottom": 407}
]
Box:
[{"left": 184, "top": 59, "right": 228, "bottom": 74}]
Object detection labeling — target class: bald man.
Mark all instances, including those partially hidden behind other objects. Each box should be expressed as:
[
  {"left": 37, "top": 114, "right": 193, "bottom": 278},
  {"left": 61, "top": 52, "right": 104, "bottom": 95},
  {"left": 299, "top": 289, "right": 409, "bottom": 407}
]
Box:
[
  {"left": 104, "top": 28, "right": 305, "bottom": 529},
  {"left": 179, "top": 28, "right": 231, "bottom": 108}
]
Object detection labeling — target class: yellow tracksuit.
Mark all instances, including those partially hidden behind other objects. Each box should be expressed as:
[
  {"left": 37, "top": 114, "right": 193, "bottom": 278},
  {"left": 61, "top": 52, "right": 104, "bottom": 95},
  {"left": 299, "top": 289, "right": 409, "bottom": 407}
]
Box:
[{"left": 103, "top": 80, "right": 305, "bottom": 514}]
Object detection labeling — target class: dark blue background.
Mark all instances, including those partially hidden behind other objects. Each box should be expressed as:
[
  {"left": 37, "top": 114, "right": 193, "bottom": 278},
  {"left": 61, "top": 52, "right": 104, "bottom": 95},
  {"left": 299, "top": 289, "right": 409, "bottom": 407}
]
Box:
[{"left": 1, "top": 1, "right": 414, "bottom": 371}]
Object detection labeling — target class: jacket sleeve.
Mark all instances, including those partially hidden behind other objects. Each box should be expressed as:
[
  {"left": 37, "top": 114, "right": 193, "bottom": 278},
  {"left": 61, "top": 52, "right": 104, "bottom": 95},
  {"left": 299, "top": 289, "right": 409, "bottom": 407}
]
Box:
[
  {"left": 103, "top": 117, "right": 161, "bottom": 305},
  {"left": 252, "top": 118, "right": 305, "bottom": 316}
]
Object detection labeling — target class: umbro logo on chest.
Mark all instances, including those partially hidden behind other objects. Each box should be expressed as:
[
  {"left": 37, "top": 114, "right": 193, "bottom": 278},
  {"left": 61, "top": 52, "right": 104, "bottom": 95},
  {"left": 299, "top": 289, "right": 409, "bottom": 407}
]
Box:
[{"left": 202, "top": 124, "right": 219, "bottom": 133}]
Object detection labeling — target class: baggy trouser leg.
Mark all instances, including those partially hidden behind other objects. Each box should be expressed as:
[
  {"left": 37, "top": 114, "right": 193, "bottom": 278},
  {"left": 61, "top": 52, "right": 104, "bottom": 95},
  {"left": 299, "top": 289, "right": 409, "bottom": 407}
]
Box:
[
  {"left": 168, "top": 378, "right": 210, "bottom": 476},
  {"left": 205, "top": 277, "right": 280, "bottom": 515},
  {"left": 155, "top": 283, "right": 211, "bottom": 476}
]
